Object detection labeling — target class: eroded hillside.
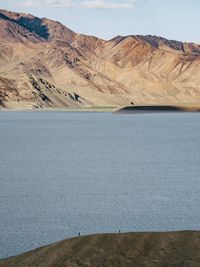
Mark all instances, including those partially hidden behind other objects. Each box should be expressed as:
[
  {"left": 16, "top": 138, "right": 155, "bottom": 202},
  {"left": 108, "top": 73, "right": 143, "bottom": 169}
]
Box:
[{"left": 0, "top": 9, "right": 200, "bottom": 109}]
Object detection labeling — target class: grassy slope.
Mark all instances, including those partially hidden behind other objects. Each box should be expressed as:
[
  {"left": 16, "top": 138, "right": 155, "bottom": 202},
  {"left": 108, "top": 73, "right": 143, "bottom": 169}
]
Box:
[{"left": 1, "top": 231, "right": 200, "bottom": 267}]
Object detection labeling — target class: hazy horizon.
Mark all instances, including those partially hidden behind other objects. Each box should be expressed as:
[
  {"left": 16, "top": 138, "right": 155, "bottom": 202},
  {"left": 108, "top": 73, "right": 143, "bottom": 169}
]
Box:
[{"left": 0, "top": 0, "right": 200, "bottom": 44}]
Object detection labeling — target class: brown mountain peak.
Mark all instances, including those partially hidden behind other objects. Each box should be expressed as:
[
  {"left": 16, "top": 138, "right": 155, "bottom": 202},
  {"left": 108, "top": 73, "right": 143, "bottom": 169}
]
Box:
[{"left": 1, "top": 9, "right": 200, "bottom": 110}]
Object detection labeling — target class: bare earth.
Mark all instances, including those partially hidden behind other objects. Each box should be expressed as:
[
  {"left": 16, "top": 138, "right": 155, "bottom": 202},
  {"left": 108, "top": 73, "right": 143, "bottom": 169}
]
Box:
[
  {"left": 1, "top": 9, "right": 200, "bottom": 110},
  {"left": 1, "top": 231, "right": 200, "bottom": 267}
]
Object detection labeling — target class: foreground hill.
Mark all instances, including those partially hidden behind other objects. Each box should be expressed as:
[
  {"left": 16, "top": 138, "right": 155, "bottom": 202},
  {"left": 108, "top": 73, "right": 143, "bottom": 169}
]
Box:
[
  {"left": 1, "top": 9, "right": 200, "bottom": 109},
  {"left": 0, "top": 231, "right": 200, "bottom": 266}
]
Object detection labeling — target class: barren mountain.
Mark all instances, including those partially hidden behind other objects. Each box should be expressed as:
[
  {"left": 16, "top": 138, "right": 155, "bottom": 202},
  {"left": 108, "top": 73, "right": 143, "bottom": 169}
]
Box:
[{"left": 0, "top": 9, "right": 200, "bottom": 109}]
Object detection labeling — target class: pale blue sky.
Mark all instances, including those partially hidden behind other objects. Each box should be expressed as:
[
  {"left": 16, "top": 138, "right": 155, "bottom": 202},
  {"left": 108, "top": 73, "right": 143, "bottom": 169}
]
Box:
[{"left": 0, "top": 0, "right": 199, "bottom": 43}]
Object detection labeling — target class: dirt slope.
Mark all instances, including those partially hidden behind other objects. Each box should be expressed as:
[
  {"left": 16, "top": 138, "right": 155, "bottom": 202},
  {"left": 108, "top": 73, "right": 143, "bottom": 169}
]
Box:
[{"left": 0, "top": 231, "right": 200, "bottom": 267}]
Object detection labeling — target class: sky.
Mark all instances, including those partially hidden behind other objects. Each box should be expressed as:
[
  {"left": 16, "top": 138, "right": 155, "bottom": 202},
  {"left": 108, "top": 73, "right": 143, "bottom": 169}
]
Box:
[{"left": 0, "top": 0, "right": 200, "bottom": 43}]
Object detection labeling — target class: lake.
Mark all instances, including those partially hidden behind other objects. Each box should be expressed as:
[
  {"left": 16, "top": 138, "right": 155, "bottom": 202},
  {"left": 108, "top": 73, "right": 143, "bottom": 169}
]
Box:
[{"left": 0, "top": 111, "right": 200, "bottom": 258}]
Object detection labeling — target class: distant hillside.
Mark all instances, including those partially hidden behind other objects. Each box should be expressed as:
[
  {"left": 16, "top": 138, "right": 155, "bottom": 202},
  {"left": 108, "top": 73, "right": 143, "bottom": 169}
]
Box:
[
  {"left": 1, "top": 9, "right": 200, "bottom": 109},
  {"left": 0, "top": 231, "right": 200, "bottom": 266}
]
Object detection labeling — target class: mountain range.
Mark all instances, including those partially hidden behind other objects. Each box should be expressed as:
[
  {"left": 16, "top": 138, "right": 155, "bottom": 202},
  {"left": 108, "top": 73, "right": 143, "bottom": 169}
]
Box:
[{"left": 0, "top": 9, "right": 200, "bottom": 109}]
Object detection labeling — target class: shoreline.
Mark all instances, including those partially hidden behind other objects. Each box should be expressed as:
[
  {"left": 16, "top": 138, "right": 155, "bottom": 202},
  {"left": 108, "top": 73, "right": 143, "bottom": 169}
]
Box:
[
  {"left": 115, "top": 104, "right": 200, "bottom": 114},
  {"left": 0, "top": 107, "right": 116, "bottom": 113},
  {"left": 1, "top": 103, "right": 200, "bottom": 114},
  {"left": 1, "top": 230, "right": 200, "bottom": 266}
]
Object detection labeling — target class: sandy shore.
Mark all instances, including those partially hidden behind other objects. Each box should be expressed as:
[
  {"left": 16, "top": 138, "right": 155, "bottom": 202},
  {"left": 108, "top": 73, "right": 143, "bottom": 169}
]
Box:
[
  {"left": 0, "top": 231, "right": 200, "bottom": 267},
  {"left": 2, "top": 103, "right": 200, "bottom": 114},
  {"left": 0, "top": 106, "right": 116, "bottom": 113}
]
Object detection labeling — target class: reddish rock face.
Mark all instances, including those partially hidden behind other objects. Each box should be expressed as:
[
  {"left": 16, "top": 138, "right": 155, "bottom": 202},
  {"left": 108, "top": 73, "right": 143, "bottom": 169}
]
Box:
[{"left": 0, "top": 9, "right": 200, "bottom": 109}]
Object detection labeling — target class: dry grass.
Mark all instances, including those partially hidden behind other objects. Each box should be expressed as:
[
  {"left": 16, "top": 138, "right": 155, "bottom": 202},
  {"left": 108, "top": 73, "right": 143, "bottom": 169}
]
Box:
[{"left": 1, "top": 231, "right": 200, "bottom": 267}]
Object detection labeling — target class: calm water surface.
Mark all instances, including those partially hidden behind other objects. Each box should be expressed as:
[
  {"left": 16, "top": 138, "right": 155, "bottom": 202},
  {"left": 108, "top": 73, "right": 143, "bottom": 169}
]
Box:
[{"left": 0, "top": 111, "right": 200, "bottom": 258}]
